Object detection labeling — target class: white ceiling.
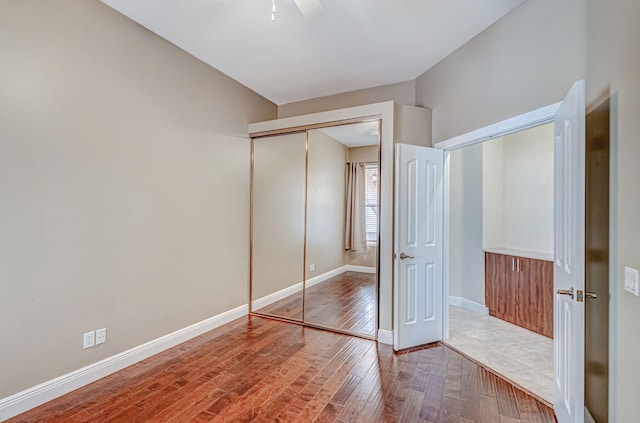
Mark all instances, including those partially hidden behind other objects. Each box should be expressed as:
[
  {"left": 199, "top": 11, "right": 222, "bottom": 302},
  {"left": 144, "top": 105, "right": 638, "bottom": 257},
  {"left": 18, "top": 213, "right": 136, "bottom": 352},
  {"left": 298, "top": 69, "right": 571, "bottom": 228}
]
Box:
[
  {"left": 318, "top": 121, "right": 379, "bottom": 148},
  {"left": 100, "top": 0, "right": 525, "bottom": 105}
]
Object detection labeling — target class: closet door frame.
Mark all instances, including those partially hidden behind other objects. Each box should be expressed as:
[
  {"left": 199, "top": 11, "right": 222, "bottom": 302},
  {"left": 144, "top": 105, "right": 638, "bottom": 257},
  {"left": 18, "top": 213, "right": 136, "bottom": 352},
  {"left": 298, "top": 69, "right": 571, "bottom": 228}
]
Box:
[{"left": 249, "top": 118, "right": 381, "bottom": 340}]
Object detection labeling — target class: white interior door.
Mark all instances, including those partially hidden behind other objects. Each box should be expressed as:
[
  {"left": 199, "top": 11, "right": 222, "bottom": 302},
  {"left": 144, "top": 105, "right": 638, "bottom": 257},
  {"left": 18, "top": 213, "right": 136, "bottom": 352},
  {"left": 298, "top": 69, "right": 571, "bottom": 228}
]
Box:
[
  {"left": 393, "top": 143, "right": 444, "bottom": 350},
  {"left": 554, "top": 80, "right": 586, "bottom": 423}
]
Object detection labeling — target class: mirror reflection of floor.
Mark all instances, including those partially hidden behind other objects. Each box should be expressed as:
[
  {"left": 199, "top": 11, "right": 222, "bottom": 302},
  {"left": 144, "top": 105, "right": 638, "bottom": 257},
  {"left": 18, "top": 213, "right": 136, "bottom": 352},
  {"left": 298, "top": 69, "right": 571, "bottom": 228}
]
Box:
[
  {"left": 255, "top": 271, "right": 376, "bottom": 336},
  {"left": 445, "top": 305, "right": 554, "bottom": 404}
]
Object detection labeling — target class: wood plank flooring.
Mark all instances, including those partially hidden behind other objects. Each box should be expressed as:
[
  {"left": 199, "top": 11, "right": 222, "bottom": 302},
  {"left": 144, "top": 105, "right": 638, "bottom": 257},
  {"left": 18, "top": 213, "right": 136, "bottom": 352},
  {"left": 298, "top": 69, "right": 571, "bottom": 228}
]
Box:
[
  {"left": 255, "top": 271, "right": 376, "bottom": 336},
  {"left": 7, "top": 316, "right": 556, "bottom": 423}
]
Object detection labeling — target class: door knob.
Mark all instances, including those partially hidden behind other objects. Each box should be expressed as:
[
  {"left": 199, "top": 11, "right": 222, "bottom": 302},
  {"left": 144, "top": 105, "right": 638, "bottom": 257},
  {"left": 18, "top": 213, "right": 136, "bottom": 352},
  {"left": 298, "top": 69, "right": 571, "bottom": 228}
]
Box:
[
  {"left": 557, "top": 287, "right": 574, "bottom": 299},
  {"left": 399, "top": 253, "right": 414, "bottom": 260},
  {"left": 585, "top": 291, "right": 598, "bottom": 299}
]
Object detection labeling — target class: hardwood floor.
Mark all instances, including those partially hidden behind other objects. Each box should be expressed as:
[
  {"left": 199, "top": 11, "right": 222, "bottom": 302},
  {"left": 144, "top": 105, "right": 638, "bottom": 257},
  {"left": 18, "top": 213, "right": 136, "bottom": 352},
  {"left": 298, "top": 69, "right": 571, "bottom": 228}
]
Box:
[
  {"left": 8, "top": 316, "right": 556, "bottom": 423},
  {"left": 256, "top": 271, "right": 376, "bottom": 336}
]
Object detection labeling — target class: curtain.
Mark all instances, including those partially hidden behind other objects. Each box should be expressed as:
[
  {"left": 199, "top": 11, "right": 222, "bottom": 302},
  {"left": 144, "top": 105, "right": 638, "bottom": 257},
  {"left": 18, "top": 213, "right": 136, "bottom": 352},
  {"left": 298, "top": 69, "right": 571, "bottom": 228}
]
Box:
[{"left": 345, "top": 162, "right": 367, "bottom": 251}]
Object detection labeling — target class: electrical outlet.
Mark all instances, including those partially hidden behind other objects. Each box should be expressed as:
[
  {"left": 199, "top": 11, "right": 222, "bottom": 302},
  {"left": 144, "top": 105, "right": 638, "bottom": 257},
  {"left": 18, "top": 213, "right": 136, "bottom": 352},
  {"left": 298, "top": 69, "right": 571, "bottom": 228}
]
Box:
[
  {"left": 96, "top": 328, "right": 107, "bottom": 345},
  {"left": 309, "top": 264, "right": 315, "bottom": 272},
  {"left": 83, "top": 331, "right": 95, "bottom": 349},
  {"left": 625, "top": 266, "right": 639, "bottom": 296}
]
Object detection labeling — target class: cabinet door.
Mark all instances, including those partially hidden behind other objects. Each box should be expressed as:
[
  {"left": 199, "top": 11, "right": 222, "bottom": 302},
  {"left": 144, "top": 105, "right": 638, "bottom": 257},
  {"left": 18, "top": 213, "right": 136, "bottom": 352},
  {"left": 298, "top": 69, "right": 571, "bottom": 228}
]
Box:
[
  {"left": 497, "top": 254, "right": 513, "bottom": 318},
  {"left": 485, "top": 252, "right": 510, "bottom": 318},
  {"left": 514, "top": 257, "right": 531, "bottom": 333},
  {"left": 485, "top": 253, "right": 554, "bottom": 338},
  {"left": 526, "top": 257, "right": 554, "bottom": 337},
  {"left": 516, "top": 257, "right": 554, "bottom": 338},
  {"left": 484, "top": 253, "right": 496, "bottom": 312}
]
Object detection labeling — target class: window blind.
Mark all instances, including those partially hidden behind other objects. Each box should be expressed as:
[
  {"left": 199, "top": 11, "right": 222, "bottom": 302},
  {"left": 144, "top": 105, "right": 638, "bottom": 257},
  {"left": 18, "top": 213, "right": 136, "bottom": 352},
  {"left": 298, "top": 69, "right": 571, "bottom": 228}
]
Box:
[{"left": 365, "top": 163, "right": 378, "bottom": 243}]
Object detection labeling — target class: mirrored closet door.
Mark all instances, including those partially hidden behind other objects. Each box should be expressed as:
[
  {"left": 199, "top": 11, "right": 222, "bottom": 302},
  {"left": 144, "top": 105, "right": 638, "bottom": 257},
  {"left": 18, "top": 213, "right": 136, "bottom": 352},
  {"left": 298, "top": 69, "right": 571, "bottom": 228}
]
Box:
[
  {"left": 304, "top": 123, "right": 379, "bottom": 337},
  {"left": 250, "top": 121, "right": 380, "bottom": 339},
  {"left": 251, "top": 132, "right": 306, "bottom": 321}
]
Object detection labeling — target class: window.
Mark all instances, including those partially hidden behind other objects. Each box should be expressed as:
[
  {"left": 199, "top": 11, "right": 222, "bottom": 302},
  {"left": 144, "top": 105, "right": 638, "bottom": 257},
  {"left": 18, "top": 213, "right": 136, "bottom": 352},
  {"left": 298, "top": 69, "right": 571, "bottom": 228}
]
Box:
[{"left": 365, "top": 163, "right": 378, "bottom": 244}]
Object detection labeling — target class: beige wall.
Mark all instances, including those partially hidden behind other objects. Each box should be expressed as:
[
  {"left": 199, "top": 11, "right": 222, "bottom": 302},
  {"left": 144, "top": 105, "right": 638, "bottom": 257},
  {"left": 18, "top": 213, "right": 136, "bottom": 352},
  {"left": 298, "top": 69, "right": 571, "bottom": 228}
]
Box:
[
  {"left": 344, "top": 246, "right": 378, "bottom": 267},
  {"left": 415, "top": 0, "right": 587, "bottom": 143},
  {"left": 415, "top": 0, "right": 585, "bottom": 320},
  {"left": 414, "top": 0, "right": 640, "bottom": 419},
  {"left": 482, "top": 138, "right": 505, "bottom": 249},
  {"left": 278, "top": 80, "right": 416, "bottom": 118},
  {"left": 586, "top": 0, "right": 640, "bottom": 420},
  {"left": 252, "top": 134, "right": 306, "bottom": 299},
  {"left": 0, "top": 0, "right": 276, "bottom": 398},
  {"left": 453, "top": 125, "right": 554, "bottom": 308},
  {"left": 503, "top": 125, "right": 554, "bottom": 253},
  {"left": 449, "top": 144, "right": 485, "bottom": 305},
  {"left": 347, "top": 146, "right": 378, "bottom": 163},
  {"left": 7, "top": 0, "right": 636, "bottom": 418},
  {"left": 306, "top": 131, "right": 348, "bottom": 279},
  {"left": 483, "top": 124, "right": 555, "bottom": 254}
]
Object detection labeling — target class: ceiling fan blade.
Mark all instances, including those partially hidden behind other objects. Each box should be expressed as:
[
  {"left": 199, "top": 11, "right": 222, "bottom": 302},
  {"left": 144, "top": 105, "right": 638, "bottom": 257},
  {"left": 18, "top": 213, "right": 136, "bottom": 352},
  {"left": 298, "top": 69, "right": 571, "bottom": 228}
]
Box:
[{"left": 293, "top": 0, "right": 324, "bottom": 21}]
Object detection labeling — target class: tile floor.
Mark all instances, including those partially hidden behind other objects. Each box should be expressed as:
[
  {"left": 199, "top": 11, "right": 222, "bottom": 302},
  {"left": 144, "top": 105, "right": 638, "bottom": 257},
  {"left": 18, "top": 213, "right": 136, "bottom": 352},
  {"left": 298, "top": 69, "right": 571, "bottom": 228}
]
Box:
[{"left": 446, "top": 305, "right": 554, "bottom": 404}]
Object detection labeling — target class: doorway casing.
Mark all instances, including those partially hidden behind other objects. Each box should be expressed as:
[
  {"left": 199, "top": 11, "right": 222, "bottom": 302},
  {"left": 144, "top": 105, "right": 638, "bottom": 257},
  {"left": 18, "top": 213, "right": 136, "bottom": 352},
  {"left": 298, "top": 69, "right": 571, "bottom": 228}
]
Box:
[{"left": 434, "top": 101, "right": 561, "bottom": 340}]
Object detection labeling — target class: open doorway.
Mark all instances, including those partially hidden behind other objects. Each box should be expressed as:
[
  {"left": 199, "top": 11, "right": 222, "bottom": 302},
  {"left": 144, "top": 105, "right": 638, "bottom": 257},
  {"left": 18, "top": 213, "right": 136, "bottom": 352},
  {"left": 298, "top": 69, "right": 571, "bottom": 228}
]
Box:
[
  {"left": 423, "top": 81, "right": 595, "bottom": 422},
  {"left": 443, "top": 123, "right": 555, "bottom": 404}
]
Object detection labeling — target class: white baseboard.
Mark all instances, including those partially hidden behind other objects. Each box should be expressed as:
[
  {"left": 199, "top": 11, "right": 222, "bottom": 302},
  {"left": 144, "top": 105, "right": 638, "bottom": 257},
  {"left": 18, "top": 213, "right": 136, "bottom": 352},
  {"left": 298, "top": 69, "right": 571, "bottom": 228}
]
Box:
[
  {"left": 252, "top": 265, "right": 377, "bottom": 310},
  {"left": 306, "top": 266, "right": 348, "bottom": 288},
  {"left": 448, "top": 296, "right": 463, "bottom": 307},
  {"left": 251, "top": 281, "right": 304, "bottom": 310},
  {"left": 584, "top": 407, "right": 596, "bottom": 423},
  {"left": 377, "top": 329, "right": 393, "bottom": 345},
  {"left": 0, "top": 304, "right": 248, "bottom": 422},
  {"left": 345, "top": 265, "right": 376, "bottom": 274},
  {"left": 449, "top": 296, "right": 489, "bottom": 316}
]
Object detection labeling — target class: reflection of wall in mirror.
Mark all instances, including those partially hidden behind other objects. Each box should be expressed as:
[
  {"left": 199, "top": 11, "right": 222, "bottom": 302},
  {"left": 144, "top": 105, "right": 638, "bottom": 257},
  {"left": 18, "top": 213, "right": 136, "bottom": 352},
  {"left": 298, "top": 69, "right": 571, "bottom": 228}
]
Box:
[
  {"left": 306, "top": 130, "right": 348, "bottom": 279},
  {"left": 348, "top": 146, "right": 378, "bottom": 163},
  {"left": 252, "top": 134, "right": 306, "bottom": 299},
  {"left": 306, "top": 135, "right": 379, "bottom": 279},
  {"left": 254, "top": 130, "right": 379, "bottom": 298},
  {"left": 344, "top": 245, "right": 377, "bottom": 267}
]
